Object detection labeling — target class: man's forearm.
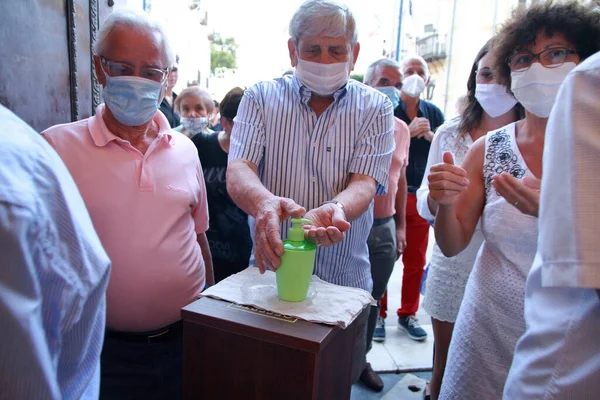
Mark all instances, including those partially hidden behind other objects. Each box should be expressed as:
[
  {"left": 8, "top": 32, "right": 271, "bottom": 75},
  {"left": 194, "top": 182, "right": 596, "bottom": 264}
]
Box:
[
  {"left": 333, "top": 174, "right": 377, "bottom": 221},
  {"left": 197, "top": 233, "right": 214, "bottom": 286},
  {"left": 394, "top": 168, "right": 407, "bottom": 229},
  {"left": 227, "top": 159, "right": 274, "bottom": 217}
]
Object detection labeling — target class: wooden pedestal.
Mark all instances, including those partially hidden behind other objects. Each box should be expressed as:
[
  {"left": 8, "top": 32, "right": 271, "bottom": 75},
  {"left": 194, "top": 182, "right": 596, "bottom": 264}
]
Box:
[{"left": 182, "top": 297, "right": 367, "bottom": 400}]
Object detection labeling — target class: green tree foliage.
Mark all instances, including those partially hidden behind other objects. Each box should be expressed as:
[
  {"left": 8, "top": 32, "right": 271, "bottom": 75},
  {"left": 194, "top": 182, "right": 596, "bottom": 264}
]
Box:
[
  {"left": 210, "top": 32, "right": 238, "bottom": 73},
  {"left": 350, "top": 73, "right": 364, "bottom": 83}
]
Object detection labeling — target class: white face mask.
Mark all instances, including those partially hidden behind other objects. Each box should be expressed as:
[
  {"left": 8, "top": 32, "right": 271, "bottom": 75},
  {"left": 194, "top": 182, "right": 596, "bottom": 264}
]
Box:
[
  {"left": 294, "top": 57, "right": 350, "bottom": 96},
  {"left": 475, "top": 83, "right": 518, "bottom": 118},
  {"left": 510, "top": 62, "right": 577, "bottom": 118},
  {"left": 401, "top": 74, "right": 426, "bottom": 98},
  {"left": 180, "top": 117, "right": 209, "bottom": 137}
]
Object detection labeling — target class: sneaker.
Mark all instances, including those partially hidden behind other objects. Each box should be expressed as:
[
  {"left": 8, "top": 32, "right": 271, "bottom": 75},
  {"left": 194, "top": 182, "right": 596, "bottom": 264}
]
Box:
[
  {"left": 373, "top": 316, "right": 386, "bottom": 342},
  {"left": 398, "top": 316, "right": 428, "bottom": 341}
]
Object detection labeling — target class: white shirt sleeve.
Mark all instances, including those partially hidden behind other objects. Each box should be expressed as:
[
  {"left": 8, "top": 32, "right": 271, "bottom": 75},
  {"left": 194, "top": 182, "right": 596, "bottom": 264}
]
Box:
[
  {"left": 539, "top": 54, "right": 600, "bottom": 289},
  {"left": 416, "top": 123, "right": 447, "bottom": 223}
]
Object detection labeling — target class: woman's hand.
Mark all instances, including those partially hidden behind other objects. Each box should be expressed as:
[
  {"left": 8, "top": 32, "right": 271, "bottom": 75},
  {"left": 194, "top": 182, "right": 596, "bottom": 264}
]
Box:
[
  {"left": 427, "top": 152, "right": 470, "bottom": 206},
  {"left": 492, "top": 173, "right": 541, "bottom": 217}
]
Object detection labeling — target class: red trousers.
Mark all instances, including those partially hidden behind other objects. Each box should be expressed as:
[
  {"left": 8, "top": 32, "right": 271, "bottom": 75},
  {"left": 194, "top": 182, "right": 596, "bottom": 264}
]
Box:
[{"left": 380, "top": 193, "right": 429, "bottom": 318}]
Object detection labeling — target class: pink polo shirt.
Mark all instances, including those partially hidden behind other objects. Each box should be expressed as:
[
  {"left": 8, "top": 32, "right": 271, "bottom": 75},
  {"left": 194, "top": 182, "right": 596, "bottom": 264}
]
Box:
[
  {"left": 43, "top": 104, "right": 209, "bottom": 332},
  {"left": 373, "top": 117, "right": 410, "bottom": 219}
]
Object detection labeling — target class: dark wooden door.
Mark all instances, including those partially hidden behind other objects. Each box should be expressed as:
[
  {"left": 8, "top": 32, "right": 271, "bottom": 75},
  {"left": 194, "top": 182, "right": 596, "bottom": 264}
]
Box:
[{"left": 0, "top": 0, "right": 113, "bottom": 132}]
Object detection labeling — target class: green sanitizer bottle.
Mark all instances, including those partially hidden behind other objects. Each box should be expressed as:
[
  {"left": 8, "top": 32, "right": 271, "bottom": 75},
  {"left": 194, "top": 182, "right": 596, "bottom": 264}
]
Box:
[{"left": 275, "top": 218, "right": 317, "bottom": 302}]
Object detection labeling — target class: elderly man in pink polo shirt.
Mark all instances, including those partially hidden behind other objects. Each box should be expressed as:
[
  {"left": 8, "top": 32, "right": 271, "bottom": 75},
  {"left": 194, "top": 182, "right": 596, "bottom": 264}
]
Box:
[
  {"left": 359, "top": 58, "right": 410, "bottom": 392},
  {"left": 42, "top": 10, "right": 213, "bottom": 400}
]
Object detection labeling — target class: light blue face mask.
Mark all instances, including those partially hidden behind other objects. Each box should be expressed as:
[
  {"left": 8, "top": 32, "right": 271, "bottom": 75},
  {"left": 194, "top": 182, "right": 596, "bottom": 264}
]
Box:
[
  {"left": 376, "top": 86, "right": 400, "bottom": 109},
  {"left": 102, "top": 73, "right": 163, "bottom": 126}
]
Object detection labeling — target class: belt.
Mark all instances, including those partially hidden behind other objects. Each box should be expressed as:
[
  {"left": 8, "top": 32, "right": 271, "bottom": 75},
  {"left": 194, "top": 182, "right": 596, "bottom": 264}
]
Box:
[
  {"left": 372, "top": 216, "right": 393, "bottom": 226},
  {"left": 105, "top": 320, "right": 183, "bottom": 344}
]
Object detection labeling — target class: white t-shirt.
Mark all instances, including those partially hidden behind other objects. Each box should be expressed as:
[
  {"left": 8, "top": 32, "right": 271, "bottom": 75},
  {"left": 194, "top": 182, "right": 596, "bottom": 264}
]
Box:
[{"left": 504, "top": 52, "right": 600, "bottom": 399}]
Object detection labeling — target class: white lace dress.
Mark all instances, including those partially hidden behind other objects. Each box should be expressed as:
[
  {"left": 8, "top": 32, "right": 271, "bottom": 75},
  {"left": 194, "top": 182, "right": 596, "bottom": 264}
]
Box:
[
  {"left": 417, "top": 117, "right": 484, "bottom": 323},
  {"left": 439, "top": 123, "right": 539, "bottom": 399}
]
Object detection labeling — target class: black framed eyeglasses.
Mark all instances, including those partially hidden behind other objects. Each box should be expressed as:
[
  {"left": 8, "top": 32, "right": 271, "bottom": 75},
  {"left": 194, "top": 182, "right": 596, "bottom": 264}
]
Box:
[
  {"left": 100, "top": 57, "right": 169, "bottom": 83},
  {"left": 506, "top": 47, "right": 578, "bottom": 72}
]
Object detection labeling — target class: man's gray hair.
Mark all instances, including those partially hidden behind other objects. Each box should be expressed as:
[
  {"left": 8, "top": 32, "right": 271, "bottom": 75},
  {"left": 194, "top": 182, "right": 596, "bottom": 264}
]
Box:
[
  {"left": 400, "top": 54, "right": 429, "bottom": 77},
  {"left": 364, "top": 58, "right": 402, "bottom": 86},
  {"left": 289, "top": 0, "right": 358, "bottom": 47},
  {"left": 94, "top": 10, "right": 175, "bottom": 68}
]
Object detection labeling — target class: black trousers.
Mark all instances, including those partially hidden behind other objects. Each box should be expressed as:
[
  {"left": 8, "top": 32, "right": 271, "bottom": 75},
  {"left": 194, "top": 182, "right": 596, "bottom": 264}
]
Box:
[{"left": 100, "top": 321, "right": 183, "bottom": 400}]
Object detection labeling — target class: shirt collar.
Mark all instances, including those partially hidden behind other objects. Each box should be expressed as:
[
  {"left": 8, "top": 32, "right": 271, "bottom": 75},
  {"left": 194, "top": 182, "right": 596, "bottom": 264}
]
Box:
[
  {"left": 88, "top": 104, "right": 175, "bottom": 147},
  {"left": 292, "top": 74, "right": 349, "bottom": 105}
]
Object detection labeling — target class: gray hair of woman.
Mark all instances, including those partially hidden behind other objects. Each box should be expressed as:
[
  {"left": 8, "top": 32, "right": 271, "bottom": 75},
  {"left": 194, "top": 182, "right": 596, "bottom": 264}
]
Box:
[
  {"left": 289, "top": 0, "right": 358, "bottom": 48},
  {"left": 94, "top": 10, "right": 175, "bottom": 68}
]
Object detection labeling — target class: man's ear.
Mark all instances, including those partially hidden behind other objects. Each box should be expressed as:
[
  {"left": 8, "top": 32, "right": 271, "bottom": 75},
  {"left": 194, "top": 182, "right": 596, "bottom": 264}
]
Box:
[
  {"left": 93, "top": 55, "right": 106, "bottom": 86},
  {"left": 350, "top": 42, "right": 360, "bottom": 72},
  {"left": 288, "top": 38, "right": 298, "bottom": 67}
]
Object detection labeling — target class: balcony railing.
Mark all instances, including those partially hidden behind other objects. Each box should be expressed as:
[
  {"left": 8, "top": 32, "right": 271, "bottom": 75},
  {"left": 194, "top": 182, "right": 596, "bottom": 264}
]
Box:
[{"left": 416, "top": 33, "right": 448, "bottom": 62}]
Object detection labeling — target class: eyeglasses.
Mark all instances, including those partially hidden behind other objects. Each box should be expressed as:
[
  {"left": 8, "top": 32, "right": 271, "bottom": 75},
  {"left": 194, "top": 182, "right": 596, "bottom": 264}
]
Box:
[
  {"left": 506, "top": 47, "right": 578, "bottom": 72},
  {"left": 100, "top": 57, "right": 169, "bottom": 83}
]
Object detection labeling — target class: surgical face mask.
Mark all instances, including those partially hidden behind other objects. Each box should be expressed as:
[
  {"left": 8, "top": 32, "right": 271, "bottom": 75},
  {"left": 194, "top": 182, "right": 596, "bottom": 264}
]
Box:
[
  {"left": 475, "top": 83, "right": 518, "bottom": 118},
  {"left": 376, "top": 86, "right": 400, "bottom": 109},
  {"left": 510, "top": 62, "right": 576, "bottom": 118},
  {"left": 180, "top": 117, "right": 209, "bottom": 137},
  {"left": 102, "top": 73, "right": 163, "bottom": 126},
  {"left": 294, "top": 56, "right": 350, "bottom": 96},
  {"left": 401, "top": 74, "right": 426, "bottom": 98}
]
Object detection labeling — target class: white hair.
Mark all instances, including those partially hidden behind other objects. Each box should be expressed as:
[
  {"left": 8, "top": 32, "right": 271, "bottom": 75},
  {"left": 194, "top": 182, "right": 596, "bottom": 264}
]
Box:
[
  {"left": 400, "top": 54, "right": 429, "bottom": 77},
  {"left": 364, "top": 58, "right": 402, "bottom": 86},
  {"left": 289, "top": 0, "right": 358, "bottom": 47},
  {"left": 94, "top": 10, "right": 175, "bottom": 67}
]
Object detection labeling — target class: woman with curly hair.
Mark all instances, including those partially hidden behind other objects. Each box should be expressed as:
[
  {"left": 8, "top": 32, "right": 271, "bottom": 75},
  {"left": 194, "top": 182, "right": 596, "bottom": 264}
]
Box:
[
  {"left": 416, "top": 38, "right": 520, "bottom": 400},
  {"left": 426, "top": 2, "right": 600, "bottom": 398}
]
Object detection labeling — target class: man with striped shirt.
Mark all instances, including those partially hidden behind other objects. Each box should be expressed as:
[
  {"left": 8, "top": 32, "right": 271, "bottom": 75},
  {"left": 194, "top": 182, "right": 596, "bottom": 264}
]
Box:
[{"left": 227, "top": 0, "right": 395, "bottom": 383}]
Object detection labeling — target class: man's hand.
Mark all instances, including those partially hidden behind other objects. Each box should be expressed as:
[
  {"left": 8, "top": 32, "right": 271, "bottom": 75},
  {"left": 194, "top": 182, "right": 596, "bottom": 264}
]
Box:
[
  {"left": 427, "top": 152, "right": 470, "bottom": 206},
  {"left": 254, "top": 196, "right": 306, "bottom": 273},
  {"left": 408, "top": 117, "right": 430, "bottom": 139},
  {"left": 396, "top": 226, "right": 407, "bottom": 260},
  {"left": 492, "top": 174, "right": 541, "bottom": 217},
  {"left": 303, "top": 203, "right": 351, "bottom": 247}
]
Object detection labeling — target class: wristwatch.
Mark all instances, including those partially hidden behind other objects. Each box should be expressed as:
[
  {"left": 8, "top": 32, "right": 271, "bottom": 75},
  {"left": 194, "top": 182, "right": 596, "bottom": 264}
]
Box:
[{"left": 321, "top": 200, "right": 345, "bottom": 214}]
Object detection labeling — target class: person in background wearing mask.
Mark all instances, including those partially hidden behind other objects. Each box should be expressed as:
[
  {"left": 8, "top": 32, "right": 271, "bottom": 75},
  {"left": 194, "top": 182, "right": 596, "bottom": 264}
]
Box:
[
  {"left": 42, "top": 11, "right": 214, "bottom": 399},
  {"left": 358, "top": 58, "right": 410, "bottom": 392},
  {"left": 227, "top": 0, "right": 395, "bottom": 382},
  {"left": 159, "top": 54, "right": 180, "bottom": 128},
  {"left": 173, "top": 86, "right": 215, "bottom": 138},
  {"left": 504, "top": 51, "right": 600, "bottom": 400},
  {"left": 380, "top": 54, "right": 444, "bottom": 343},
  {"left": 192, "top": 87, "right": 253, "bottom": 283},
  {"left": 416, "top": 39, "right": 521, "bottom": 400},
  {"left": 427, "top": 2, "right": 599, "bottom": 398},
  {"left": 209, "top": 99, "right": 222, "bottom": 132}
]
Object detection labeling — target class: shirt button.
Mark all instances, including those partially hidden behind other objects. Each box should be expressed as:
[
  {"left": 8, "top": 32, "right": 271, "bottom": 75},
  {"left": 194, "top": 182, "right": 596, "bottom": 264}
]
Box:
[
  {"left": 312, "top": 176, "right": 316, "bottom": 182},
  {"left": 312, "top": 142, "right": 317, "bottom": 147}
]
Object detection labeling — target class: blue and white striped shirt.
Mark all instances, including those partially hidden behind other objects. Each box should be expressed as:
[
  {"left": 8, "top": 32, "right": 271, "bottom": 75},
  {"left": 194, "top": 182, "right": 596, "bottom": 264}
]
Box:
[
  {"left": 229, "top": 75, "right": 395, "bottom": 291},
  {"left": 0, "top": 105, "right": 111, "bottom": 399}
]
